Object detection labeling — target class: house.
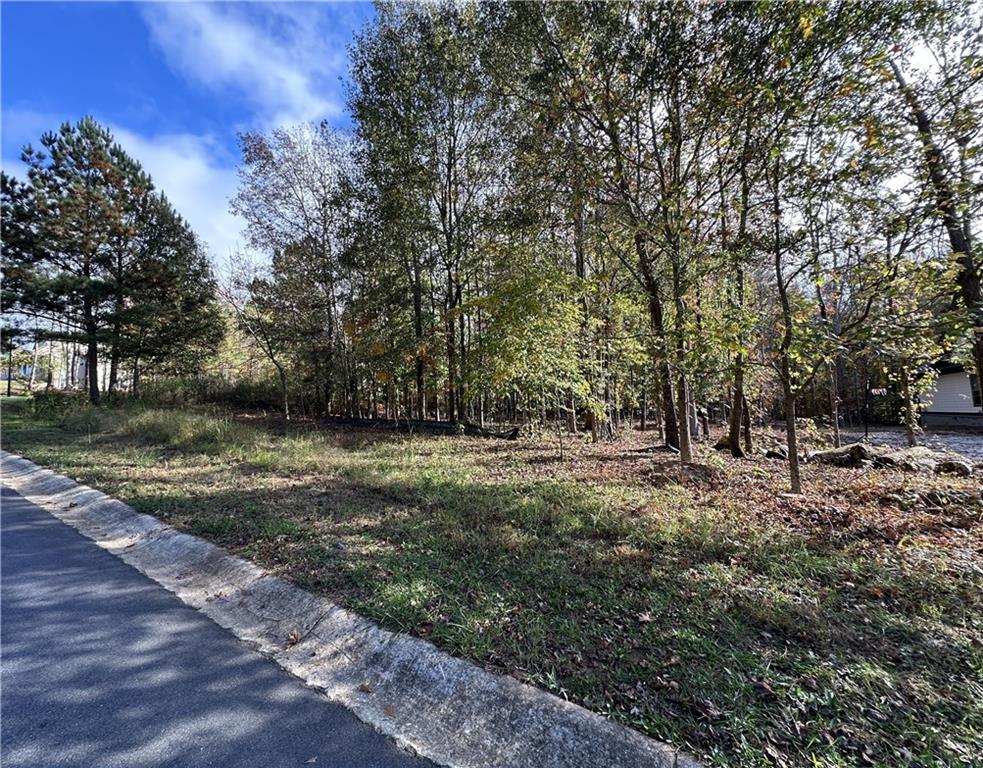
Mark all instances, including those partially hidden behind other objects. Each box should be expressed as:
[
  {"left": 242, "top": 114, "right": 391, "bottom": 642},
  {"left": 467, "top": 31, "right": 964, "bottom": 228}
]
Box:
[{"left": 921, "top": 362, "right": 983, "bottom": 429}]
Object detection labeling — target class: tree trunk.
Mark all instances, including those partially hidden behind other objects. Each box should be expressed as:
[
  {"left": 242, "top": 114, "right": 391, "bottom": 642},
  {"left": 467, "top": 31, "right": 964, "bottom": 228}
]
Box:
[
  {"left": 673, "top": 272, "right": 693, "bottom": 463},
  {"left": 445, "top": 269, "right": 457, "bottom": 423},
  {"left": 45, "top": 335, "right": 54, "bottom": 392},
  {"left": 81, "top": 291, "right": 101, "bottom": 403},
  {"left": 87, "top": 335, "right": 100, "bottom": 405},
  {"left": 132, "top": 357, "right": 140, "bottom": 398},
  {"left": 900, "top": 365, "right": 917, "bottom": 447},
  {"left": 828, "top": 363, "right": 841, "bottom": 448},
  {"left": 69, "top": 344, "right": 77, "bottom": 388},
  {"left": 675, "top": 370, "right": 693, "bottom": 463},
  {"left": 28, "top": 323, "right": 39, "bottom": 393},
  {"left": 781, "top": 359, "right": 802, "bottom": 494},
  {"left": 635, "top": 234, "right": 680, "bottom": 449},
  {"left": 275, "top": 363, "right": 290, "bottom": 421},
  {"left": 108, "top": 346, "right": 119, "bottom": 395},
  {"left": 728, "top": 354, "right": 746, "bottom": 457},
  {"left": 742, "top": 394, "right": 753, "bottom": 455},
  {"left": 458, "top": 290, "right": 467, "bottom": 419},
  {"left": 773, "top": 157, "right": 799, "bottom": 492}
]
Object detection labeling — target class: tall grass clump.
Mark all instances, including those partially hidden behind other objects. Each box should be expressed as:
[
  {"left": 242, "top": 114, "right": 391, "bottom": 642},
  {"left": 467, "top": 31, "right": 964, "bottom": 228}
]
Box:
[
  {"left": 60, "top": 404, "right": 120, "bottom": 435},
  {"left": 118, "top": 407, "right": 259, "bottom": 454}
]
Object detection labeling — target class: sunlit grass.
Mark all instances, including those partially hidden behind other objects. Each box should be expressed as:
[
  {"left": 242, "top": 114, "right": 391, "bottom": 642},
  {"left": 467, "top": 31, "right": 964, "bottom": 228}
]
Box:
[{"left": 2, "top": 398, "right": 980, "bottom": 768}]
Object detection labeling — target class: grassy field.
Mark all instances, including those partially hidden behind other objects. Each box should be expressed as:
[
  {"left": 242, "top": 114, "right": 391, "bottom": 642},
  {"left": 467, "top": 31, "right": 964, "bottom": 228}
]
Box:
[{"left": 2, "top": 397, "right": 980, "bottom": 767}]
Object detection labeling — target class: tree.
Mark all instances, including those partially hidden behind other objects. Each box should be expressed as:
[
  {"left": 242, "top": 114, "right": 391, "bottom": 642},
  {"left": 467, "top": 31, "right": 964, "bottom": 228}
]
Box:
[
  {"left": 231, "top": 122, "right": 355, "bottom": 414},
  {"left": 351, "top": 3, "right": 503, "bottom": 423},
  {"left": 886, "top": 0, "right": 982, "bottom": 378},
  {"left": 1, "top": 117, "right": 223, "bottom": 402}
]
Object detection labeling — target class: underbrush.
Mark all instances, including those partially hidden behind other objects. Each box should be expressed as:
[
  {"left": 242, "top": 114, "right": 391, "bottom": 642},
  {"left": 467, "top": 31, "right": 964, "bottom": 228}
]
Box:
[{"left": 115, "top": 407, "right": 258, "bottom": 454}]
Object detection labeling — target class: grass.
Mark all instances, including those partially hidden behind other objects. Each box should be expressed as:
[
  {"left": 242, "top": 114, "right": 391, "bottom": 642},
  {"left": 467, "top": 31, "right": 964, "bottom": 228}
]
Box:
[{"left": 2, "top": 397, "right": 981, "bottom": 767}]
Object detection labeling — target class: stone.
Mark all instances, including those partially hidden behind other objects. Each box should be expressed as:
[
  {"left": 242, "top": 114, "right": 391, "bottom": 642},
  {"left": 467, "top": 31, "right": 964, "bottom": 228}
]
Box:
[
  {"left": 935, "top": 459, "right": 973, "bottom": 477},
  {"left": 808, "top": 442, "right": 871, "bottom": 467}
]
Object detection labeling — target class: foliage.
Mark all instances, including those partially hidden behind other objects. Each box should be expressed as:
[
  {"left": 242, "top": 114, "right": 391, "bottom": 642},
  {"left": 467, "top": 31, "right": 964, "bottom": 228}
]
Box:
[
  {"left": 1, "top": 117, "right": 223, "bottom": 403},
  {"left": 30, "top": 389, "right": 88, "bottom": 420}
]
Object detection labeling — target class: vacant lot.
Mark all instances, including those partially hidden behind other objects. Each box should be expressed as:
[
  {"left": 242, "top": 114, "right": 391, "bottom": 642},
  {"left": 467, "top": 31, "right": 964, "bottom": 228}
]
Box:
[{"left": 3, "top": 399, "right": 980, "bottom": 768}]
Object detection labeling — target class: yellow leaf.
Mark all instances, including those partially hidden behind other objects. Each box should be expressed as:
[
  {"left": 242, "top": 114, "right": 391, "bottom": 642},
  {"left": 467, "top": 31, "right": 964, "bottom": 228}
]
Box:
[{"left": 799, "top": 15, "right": 814, "bottom": 40}]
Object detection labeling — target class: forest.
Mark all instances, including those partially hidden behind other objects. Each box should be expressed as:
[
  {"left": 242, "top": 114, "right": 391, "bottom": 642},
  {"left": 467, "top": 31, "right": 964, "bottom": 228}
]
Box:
[
  {"left": 3, "top": 2, "right": 982, "bottom": 494},
  {"left": 2, "top": 3, "right": 982, "bottom": 766}
]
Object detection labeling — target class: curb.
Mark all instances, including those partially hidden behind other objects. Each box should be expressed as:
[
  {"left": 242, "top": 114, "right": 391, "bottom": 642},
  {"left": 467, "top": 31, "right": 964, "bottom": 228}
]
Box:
[{"left": 1, "top": 450, "right": 701, "bottom": 768}]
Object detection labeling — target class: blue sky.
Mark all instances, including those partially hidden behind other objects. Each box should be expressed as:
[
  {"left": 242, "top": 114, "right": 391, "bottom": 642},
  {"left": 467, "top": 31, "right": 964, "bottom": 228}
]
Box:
[{"left": 2, "top": 1, "right": 374, "bottom": 265}]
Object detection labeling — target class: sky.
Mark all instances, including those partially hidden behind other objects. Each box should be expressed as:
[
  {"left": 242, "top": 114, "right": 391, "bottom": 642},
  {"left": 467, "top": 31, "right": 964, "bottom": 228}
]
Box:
[{"left": 1, "top": 1, "right": 375, "bottom": 268}]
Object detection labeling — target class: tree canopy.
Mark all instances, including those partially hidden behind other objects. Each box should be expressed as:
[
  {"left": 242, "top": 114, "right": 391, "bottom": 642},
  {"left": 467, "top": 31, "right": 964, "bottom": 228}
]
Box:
[{"left": 1, "top": 117, "right": 223, "bottom": 402}]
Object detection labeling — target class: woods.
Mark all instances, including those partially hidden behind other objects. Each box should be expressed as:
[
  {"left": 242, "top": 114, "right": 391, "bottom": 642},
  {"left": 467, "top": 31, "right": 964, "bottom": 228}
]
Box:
[
  {"left": 212, "top": 1, "right": 978, "bottom": 493},
  {"left": 1, "top": 2, "right": 980, "bottom": 482}
]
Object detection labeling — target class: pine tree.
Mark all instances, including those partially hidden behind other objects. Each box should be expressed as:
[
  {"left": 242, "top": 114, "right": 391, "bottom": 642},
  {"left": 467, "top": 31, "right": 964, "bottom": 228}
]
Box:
[{"left": 1, "top": 117, "right": 222, "bottom": 402}]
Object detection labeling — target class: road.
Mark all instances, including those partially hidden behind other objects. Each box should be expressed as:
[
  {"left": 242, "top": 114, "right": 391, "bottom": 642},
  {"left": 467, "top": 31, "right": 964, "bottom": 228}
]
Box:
[{"left": 0, "top": 486, "right": 435, "bottom": 768}]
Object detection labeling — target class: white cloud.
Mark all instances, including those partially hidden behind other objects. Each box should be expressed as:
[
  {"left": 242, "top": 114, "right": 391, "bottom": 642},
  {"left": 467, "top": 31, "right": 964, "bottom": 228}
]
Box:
[
  {"left": 3, "top": 108, "right": 243, "bottom": 268},
  {"left": 3, "top": 3, "right": 367, "bottom": 266},
  {"left": 112, "top": 127, "right": 242, "bottom": 268},
  {"left": 140, "top": 2, "right": 351, "bottom": 128}
]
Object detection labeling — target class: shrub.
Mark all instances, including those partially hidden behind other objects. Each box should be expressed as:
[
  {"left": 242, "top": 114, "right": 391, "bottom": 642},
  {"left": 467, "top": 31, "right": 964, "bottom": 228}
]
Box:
[
  {"left": 31, "top": 390, "right": 89, "bottom": 420},
  {"left": 139, "top": 375, "right": 284, "bottom": 411}
]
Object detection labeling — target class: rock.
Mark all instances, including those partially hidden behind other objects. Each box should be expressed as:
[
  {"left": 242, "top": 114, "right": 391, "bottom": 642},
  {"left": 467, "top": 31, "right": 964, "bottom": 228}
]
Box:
[
  {"left": 808, "top": 442, "right": 871, "bottom": 467},
  {"left": 872, "top": 453, "right": 898, "bottom": 469},
  {"left": 897, "top": 458, "right": 937, "bottom": 474},
  {"left": 870, "top": 445, "right": 970, "bottom": 475},
  {"left": 935, "top": 459, "right": 973, "bottom": 477}
]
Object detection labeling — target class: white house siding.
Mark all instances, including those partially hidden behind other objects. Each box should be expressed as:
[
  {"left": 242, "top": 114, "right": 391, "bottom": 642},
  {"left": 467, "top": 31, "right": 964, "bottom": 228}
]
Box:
[{"left": 922, "top": 372, "right": 980, "bottom": 414}]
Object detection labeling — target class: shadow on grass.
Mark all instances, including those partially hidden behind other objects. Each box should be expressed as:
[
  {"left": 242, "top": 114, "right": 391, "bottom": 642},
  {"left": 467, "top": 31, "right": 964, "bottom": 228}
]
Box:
[
  {"left": 125, "top": 472, "right": 980, "bottom": 768},
  {"left": 3, "top": 403, "right": 980, "bottom": 767}
]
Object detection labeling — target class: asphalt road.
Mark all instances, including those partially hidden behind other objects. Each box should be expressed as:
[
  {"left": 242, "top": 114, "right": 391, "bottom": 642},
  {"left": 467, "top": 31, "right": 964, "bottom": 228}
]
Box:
[{"left": 0, "top": 486, "right": 435, "bottom": 768}]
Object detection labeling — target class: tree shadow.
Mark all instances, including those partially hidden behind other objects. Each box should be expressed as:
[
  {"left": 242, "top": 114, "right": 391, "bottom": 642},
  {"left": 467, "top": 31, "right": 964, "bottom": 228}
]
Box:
[
  {"left": 0, "top": 489, "right": 431, "bottom": 768},
  {"left": 121, "top": 465, "right": 980, "bottom": 766}
]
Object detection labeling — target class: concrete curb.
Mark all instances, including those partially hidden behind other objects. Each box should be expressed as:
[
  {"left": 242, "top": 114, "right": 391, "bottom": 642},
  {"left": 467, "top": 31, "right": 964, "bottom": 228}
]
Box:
[{"left": 1, "top": 450, "right": 701, "bottom": 768}]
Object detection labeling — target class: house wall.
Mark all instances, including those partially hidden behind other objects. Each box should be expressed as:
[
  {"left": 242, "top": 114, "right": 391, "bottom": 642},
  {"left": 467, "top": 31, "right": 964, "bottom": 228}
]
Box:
[{"left": 922, "top": 372, "right": 979, "bottom": 414}]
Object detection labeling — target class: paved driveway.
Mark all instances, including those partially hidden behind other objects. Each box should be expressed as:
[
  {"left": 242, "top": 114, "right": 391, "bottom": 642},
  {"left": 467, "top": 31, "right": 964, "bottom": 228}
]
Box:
[{"left": 0, "top": 487, "right": 434, "bottom": 768}]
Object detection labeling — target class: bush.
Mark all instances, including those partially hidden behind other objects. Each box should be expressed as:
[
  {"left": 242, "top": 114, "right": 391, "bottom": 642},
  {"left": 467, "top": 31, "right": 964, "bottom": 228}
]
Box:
[
  {"left": 31, "top": 390, "right": 89, "bottom": 420},
  {"left": 139, "top": 375, "right": 284, "bottom": 411}
]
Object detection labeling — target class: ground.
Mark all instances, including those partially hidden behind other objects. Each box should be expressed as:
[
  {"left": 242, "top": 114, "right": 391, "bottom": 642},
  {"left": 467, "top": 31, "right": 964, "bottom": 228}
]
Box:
[
  {"left": 840, "top": 427, "right": 983, "bottom": 461},
  {"left": 2, "top": 398, "right": 980, "bottom": 768},
  {"left": 1, "top": 486, "right": 431, "bottom": 768}
]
